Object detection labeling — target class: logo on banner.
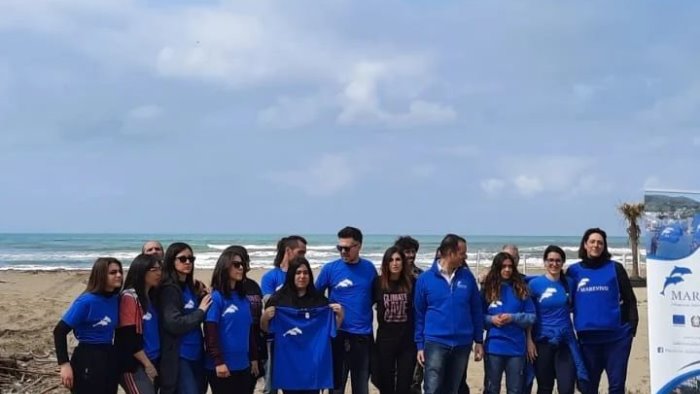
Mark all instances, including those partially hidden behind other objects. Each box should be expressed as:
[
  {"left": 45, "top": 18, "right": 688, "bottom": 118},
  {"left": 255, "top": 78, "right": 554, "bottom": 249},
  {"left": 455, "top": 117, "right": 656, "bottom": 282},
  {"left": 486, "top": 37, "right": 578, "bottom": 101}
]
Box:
[
  {"left": 692, "top": 316, "right": 700, "bottom": 328},
  {"left": 661, "top": 266, "right": 693, "bottom": 295},
  {"left": 673, "top": 314, "right": 686, "bottom": 326},
  {"left": 283, "top": 327, "right": 303, "bottom": 337}
]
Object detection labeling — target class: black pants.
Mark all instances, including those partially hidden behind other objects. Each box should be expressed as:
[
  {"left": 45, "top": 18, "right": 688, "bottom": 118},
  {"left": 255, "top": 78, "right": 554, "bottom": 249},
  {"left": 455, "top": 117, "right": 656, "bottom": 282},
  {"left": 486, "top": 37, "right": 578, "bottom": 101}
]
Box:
[
  {"left": 533, "top": 342, "right": 575, "bottom": 394},
  {"left": 70, "top": 344, "right": 118, "bottom": 394},
  {"left": 375, "top": 337, "right": 417, "bottom": 394},
  {"left": 209, "top": 368, "right": 251, "bottom": 394},
  {"left": 331, "top": 331, "right": 372, "bottom": 394}
]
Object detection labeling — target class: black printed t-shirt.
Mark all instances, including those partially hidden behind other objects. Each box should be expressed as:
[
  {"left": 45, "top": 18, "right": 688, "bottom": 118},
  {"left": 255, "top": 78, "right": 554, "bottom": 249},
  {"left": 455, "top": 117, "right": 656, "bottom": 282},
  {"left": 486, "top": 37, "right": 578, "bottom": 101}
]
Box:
[{"left": 373, "top": 276, "right": 415, "bottom": 343}]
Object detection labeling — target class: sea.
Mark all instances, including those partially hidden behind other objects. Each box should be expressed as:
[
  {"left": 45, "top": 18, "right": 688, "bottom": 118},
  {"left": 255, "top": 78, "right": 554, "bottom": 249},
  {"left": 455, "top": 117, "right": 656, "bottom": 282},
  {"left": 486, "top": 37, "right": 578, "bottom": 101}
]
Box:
[{"left": 0, "top": 233, "right": 644, "bottom": 273}]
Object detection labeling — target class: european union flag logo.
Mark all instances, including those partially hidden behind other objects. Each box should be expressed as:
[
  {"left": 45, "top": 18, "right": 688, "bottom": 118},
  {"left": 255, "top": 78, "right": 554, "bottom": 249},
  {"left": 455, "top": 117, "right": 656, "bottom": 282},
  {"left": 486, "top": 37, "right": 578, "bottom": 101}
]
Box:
[{"left": 673, "top": 314, "right": 686, "bottom": 326}]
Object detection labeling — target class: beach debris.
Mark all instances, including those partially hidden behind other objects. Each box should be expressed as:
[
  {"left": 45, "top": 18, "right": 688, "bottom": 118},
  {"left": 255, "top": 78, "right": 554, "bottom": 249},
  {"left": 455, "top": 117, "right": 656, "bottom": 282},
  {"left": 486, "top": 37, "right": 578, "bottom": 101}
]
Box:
[{"left": 0, "top": 354, "right": 62, "bottom": 394}]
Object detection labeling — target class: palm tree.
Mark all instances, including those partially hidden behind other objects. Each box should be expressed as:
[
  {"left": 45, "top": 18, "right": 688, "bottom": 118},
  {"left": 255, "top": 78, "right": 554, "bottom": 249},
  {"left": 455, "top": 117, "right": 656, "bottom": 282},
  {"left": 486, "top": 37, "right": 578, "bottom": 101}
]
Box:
[{"left": 618, "top": 202, "right": 645, "bottom": 279}]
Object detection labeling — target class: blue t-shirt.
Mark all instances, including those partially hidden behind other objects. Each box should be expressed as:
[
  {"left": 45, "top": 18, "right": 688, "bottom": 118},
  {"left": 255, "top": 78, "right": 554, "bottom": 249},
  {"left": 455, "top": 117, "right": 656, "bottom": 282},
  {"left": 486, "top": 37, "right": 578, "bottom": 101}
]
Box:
[
  {"left": 205, "top": 290, "right": 252, "bottom": 371},
  {"left": 270, "top": 306, "right": 336, "bottom": 390},
  {"left": 528, "top": 275, "right": 573, "bottom": 342},
  {"left": 180, "top": 286, "right": 203, "bottom": 361},
  {"left": 483, "top": 283, "right": 536, "bottom": 356},
  {"left": 315, "top": 258, "right": 377, "bottom": 334},
  {"left": 261, "top": 268, "right": 287, "bottom": 297},
  {"left": 62, "top": 292, "right": 119, "bottom": 344},
  {"left": 142, "top": 303, "right": 160, "bottom": 361}
]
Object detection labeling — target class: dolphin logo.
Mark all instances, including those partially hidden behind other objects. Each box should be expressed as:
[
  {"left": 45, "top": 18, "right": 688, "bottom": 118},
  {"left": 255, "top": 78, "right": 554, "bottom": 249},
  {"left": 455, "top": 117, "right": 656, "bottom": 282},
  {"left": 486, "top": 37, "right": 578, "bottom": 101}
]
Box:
[
  {"left": 92, "top": 316, "right": 112, "bottom": 327},
  {"left": 488, "top": 300, "right": 503, "bottom": 309},
  {"left": 577, "top": 278, "right": 590, "bottom": 290},
  {"left": 539, "top": 287, "right": 557, "bottom": 302},
  {"left": 143, "top": 312, "right": 153, "bottom": 321},
  {"left": 184, "top": 300, "right": 195, "bottom": 309},
  {"left": 335, "top": 279, "right": 354, "bottom": 288},
  {"left": 283, "top": 327, "right": 303, "bottom": 337},
  {"left": 661, "top": 227, "right": 675, "bottom": 236},
  {"left": 222, "top": 304, "right": 239, "bottom": 316},
  {"left": 661, "top": 266, "right": 692, "bottom": 295},
  {"left": 275, "top": 284, "right": 283, "bottom": 291}
]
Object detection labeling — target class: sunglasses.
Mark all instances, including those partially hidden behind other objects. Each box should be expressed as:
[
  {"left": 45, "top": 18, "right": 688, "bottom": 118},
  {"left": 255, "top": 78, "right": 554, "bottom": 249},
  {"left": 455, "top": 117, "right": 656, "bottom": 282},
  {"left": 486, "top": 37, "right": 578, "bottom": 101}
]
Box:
[
  {"left": 231, "top": 262, "right": 245, "bottom": 269},
  {"left": 176, "top": 256, "right": 196, "bottom": 264},
  {"left": 336, "top": 244, "right": 358, "bottom": 253}
]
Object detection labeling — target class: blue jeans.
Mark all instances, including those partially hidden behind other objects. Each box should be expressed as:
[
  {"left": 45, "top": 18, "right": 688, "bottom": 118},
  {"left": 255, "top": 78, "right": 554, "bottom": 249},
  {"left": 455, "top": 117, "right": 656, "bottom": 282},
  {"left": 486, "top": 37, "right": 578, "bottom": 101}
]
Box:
[
  {"left": 178, "top": 358, "right": 206, "bottom": 394},
  {"left": 580, "top": 335, "right": 633, "bottom": 394},
  {"left": 331, "top": 332, "right": 371, "bottom": 394},
  {"left": 484, "top": 354, "right": 525, "bottom": 394},
  {"left": 423, "top": 341, "right": 471, "bottom": 394}
]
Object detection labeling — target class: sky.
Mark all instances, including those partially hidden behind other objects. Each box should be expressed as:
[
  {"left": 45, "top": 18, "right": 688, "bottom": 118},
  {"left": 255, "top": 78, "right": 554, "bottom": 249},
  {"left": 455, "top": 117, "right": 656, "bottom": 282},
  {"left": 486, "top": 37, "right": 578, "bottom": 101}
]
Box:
[{"left": 1, "top": 0, "right": 699, "bottom": 236}]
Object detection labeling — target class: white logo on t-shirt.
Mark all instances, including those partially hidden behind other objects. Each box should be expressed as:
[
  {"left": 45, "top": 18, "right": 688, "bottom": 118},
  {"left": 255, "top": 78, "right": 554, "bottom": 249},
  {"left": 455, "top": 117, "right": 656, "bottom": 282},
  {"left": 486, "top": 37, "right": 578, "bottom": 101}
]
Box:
[
  {"left": 143, "top": 312, "right": 153, "bottom": 321},
  {"left": 539, "top": 287, "right": 557, "bottom": 302},
  {"left": 222, "top": 305, "right": 239, "bottom": 316},
  {"left": 283, "top": 327, "right": 303, "bottom": 337},
  {"left": 335, "top": 279, "right": 354, "bottom": 288},
  {"left": 92, "top": 316, "right": 112, "bottom": 327},
  {"left": 577, "top": 278, "right": 590, "bottom": 290},
  {"left": 184, "top": 300, "right": 195, "bottom": 309},
  {"left": 488, "top": 300, "right": 503, "bottom": 309}
]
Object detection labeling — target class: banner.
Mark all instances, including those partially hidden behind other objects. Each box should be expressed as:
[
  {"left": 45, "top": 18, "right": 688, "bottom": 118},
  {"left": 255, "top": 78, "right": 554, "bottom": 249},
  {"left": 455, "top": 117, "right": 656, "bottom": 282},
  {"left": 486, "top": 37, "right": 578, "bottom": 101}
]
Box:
[{"left": 645, "top": 190, "right": 700, "bottom": 393}]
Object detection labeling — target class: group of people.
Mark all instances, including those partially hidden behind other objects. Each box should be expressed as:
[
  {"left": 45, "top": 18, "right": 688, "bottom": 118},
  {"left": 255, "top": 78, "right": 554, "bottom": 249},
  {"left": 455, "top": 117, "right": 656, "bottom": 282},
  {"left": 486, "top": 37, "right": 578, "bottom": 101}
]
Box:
[{"left": 53, "top": 226, "right": 638, "bottom": 394}]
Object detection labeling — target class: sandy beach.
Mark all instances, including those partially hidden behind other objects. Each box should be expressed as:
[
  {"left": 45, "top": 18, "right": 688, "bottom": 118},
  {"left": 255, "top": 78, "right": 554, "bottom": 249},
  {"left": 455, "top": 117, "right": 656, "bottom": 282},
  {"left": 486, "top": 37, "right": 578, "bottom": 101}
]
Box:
[{"left": 0, "top": 269, "right": 651, "bottom": 393}]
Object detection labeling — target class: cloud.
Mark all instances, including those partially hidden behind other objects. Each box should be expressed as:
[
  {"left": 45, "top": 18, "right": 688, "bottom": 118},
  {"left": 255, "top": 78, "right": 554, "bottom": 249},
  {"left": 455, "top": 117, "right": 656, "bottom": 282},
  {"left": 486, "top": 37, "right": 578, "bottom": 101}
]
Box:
[
  {"left": 481, "top": 178, "right": 506, "bottom": 195},
  {"left": 484, "top": 156, "right": 610, "bottom": 197},
  {"left": 127, "top": 105, "right": 162, "bottom": 121},
  {"left": 258, "top": 95, "right": 325, "bottom": 129},
  {"left": 266, "top": 153, "right": 369, "bottom": 196},
  {"left": 513, "top": 175, "right": 544, "bottom": 196}
]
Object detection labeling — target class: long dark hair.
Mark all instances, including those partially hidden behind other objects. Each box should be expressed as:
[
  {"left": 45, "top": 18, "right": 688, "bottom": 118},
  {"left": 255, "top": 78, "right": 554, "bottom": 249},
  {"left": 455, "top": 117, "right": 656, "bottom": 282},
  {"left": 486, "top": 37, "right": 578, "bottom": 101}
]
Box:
[
  {"left": 162, "top": 242, "right": 195, "bottom": 290},
  {"left": 123, "top": 254, "right": 161, "bottom": 310},
  {"left": 85, "top": 257, "right": 123, "bottom": 294},
  {"left": 380, "top": 246, "right": 412, "bottom": 293},
  {"left": 578, "top": 227, "right": 612, "bottom": 260},
  {"left": 483, "top": 252, "right": 529, "bottom": 302},
  {"left": 210, "top": 245, "right": 249, "bottom": 298},
  {"left": 279, "top": 256, "right": 318, "bottom": 296}
]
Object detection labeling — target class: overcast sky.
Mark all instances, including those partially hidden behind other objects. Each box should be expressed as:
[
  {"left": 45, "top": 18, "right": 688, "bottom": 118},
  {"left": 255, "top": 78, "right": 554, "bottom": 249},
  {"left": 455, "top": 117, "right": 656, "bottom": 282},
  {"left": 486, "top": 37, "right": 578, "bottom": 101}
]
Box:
[{"left": 1, "top": 1, "right": 699, "bottom": 235}]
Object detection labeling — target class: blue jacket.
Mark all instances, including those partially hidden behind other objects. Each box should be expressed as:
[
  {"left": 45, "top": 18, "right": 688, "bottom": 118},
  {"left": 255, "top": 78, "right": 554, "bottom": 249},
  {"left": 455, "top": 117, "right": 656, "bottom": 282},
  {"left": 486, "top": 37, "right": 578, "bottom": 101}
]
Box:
[{"left": 414, "top": 261, "right": 484, "bottom": 350}]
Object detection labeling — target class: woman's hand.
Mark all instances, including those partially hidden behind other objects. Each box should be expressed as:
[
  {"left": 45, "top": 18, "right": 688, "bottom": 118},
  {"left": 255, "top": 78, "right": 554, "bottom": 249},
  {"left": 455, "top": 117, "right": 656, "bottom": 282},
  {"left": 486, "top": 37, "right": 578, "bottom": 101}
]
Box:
[
  {"left": 215, "top": 363, "right": 231, "bottom": 378},
  {"left": 144, "top": 362, "right": 158, "bottom": 381},
  {"left": 198, "top": 293, "right": 213, "bottom": 312},
  {"left": 329, "top": 303, "right": 343, "bottom": 318},
  {"left": 59, "top": 363, "right": 73, "bottom": 389},
  {"left": 263, "top": 306, "right": 276, "bottom": 320},
  {"left": 527, "top": 338, "right": 538, "bottom": 363},
  {"left": 416, "top": 350, "right": 425, "bottom": 367},
  {"left": 250, "top": 360, "right": 259, "bottom": 377}
]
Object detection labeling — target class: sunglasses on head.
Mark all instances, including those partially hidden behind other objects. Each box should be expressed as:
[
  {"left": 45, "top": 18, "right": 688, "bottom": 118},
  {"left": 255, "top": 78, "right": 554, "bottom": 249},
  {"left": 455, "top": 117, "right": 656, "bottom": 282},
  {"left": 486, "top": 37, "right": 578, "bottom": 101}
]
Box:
[{"left": 176, "top": 256, "right": 196, "bottom": 263}]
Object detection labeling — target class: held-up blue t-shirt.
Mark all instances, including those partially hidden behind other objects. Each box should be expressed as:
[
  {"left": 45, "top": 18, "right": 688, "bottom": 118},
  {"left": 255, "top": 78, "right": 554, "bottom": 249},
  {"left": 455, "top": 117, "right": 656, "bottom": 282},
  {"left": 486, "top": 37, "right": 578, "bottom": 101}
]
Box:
[
  {"left": 205, "top": 290, "right": 252, "bottom": 371},
  {"left": 270, "top": 306, "right": 336, "bottom": 390},
  {"left": 483, "top": 283, "right": 536, "bottom": 356},
  {"left": 180, "top": 286, "right": 203, "bottom": 361},
  {"left": 261, "top": 268, "right": 287, "bottom": 297},
  {"left": 315, "top": 258, "right": 377, "bottom": 334},
  {"left": 142, "top": 303, "right": 160, "bottom": 361},
  {"left": 62, "top": 292, "right": 119, "bottom": 344},
  {"left": 528, "top": 275, "right": 573, "bottom": 342}
]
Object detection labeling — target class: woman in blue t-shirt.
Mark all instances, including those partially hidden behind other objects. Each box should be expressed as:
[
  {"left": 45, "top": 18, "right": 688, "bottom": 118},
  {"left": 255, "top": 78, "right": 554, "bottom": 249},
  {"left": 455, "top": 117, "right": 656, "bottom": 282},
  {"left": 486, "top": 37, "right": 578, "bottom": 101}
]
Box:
[
  {"left": 53, "top": 257, "right": 124, "bottom": 394},
  {"left": 527, "top": 245, "right": 579, "bottom": 394},
  {"left": 157, "top": 242, "right": 213, "bottom": 394},
  {"left": 566, "top": 228, "right": 638, "bottom": 394},
  {"left": 481, "top": 252, "right": 536, "bottom": 394},
  {"left": 261, "top": 256, "right": 344, "bottom": 394},
  {"left": 204, "top": 245, "right": 257, "bottom": 394},
  {"left": 116, "top": 253, "right": 163, "bottom": 394}
]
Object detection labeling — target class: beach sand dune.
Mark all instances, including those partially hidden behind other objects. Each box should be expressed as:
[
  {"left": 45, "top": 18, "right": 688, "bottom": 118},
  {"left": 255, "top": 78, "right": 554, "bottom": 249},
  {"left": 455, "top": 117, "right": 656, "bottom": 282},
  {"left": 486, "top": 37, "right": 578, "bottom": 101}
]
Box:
[{"left": 0, "top": 270, "right": 650, "bottom": 393}]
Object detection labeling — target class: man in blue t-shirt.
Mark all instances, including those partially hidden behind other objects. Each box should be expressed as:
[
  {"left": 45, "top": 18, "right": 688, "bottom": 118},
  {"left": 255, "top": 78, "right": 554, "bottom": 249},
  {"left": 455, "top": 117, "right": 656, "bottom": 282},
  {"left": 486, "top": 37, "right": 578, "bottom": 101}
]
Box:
[
  {"left": 260, "top": 235, "right": 307, "bottom": 394},
  {"left": 316, "top": 226, "right": 377, "bottom": 394}
]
